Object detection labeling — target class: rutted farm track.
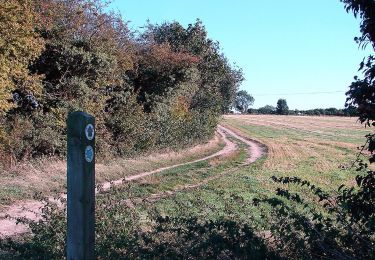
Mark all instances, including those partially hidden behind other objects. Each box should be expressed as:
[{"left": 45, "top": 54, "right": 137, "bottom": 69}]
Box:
[{"left": 0, "top": 125, "right": 266, "bottom": 237}]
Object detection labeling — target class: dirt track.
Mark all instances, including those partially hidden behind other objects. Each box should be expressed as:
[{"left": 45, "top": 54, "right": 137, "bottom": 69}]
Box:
[{"left": 0, "top": 125, "right": 266, "bottom": 237}]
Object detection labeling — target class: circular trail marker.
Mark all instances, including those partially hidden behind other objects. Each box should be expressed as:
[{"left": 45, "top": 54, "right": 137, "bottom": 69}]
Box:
[
  {"left": 85, "top": 145, "right": 94, "bottom": 163},
  {"left": 85, "top": 124, "right": 95, "bottom": 141},
  {"left": 67, "top": 112, "right": 95, "bottom": 259}
]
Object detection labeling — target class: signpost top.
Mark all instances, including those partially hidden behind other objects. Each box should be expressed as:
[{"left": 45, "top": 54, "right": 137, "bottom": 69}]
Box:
[{"left": 67, "top": 111, "right": 95, "bottom": 139}]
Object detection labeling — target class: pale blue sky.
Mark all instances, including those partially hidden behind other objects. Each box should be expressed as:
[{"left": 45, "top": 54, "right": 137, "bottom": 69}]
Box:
[{"left": 109, "top": 0, "right": 371, "bottom": 110}]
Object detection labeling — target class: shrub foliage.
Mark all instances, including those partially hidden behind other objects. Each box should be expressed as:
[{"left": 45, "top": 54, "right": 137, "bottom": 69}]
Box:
[{"left": 0, "top": 0, "right": 243, "bottom": 167}]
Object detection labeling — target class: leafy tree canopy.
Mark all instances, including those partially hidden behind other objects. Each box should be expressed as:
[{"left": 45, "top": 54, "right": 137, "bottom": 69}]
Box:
[
  {"left": 235, "top": 90, "right": 254, "bottom": 113},
  {"left": 143, "top": 20, "right": 244, "bottom": 113},
  {"left": 258, "top": 105, "right": 276, "bottom": 114},
  {"left": 276, "top": 98, "right": 289, "bottom": 115},
  {"left": 341, "top": 0, "right": 375, "bottom": 50}
]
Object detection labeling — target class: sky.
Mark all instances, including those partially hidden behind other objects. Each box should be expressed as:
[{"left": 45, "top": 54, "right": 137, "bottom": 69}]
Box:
[{"left": 109, "top": 0, "right": 372, "bottom": 110}]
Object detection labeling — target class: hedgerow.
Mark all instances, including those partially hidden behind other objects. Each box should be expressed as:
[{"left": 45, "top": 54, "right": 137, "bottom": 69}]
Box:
[{"left": 0, "top": 0, "right": 243, "bottom": 167}]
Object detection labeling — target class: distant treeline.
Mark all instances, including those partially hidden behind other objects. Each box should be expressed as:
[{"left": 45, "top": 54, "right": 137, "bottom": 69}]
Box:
[
  {"left": 246, "top": 106, "right": 358, "bottom": 116},
  {"left": 0, "top": 0, "right": 243, "bottom": 167}
]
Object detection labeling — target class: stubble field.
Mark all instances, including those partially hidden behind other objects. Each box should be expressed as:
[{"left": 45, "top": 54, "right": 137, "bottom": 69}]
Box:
[{"left": 222, "top": 114, "right": 370, "bottom": 189}]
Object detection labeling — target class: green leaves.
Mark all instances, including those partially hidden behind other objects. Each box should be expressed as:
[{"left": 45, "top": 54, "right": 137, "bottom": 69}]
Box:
[
  {"left": 255, "top": 174, "right": 375, "bottom": 258},
  {"left": 234, "top": 90, "right": 254, "bottom": 113},
  {"left": 276, "top": 98, "right": 289, "bottom": 115}
]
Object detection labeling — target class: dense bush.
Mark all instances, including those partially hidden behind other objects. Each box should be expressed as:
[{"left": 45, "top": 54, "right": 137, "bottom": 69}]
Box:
[{"left": 0, "top": 0, "right": 243, "bottom": 167}]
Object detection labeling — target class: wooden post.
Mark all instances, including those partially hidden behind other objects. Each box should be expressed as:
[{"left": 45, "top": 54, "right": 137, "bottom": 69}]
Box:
[{"left": 67, "top": 111, "right": 95, "bottom": 260}]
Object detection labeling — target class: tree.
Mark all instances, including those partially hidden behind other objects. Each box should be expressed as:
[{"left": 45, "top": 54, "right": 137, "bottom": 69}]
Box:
[
  {"left": 276, "top": 99, "right": 289, "bottom": 115},
  {"left": 144, "top": 20, "right": 244, "bottom": 113},
  {"left": 343, "top": 105, "right": 358, "bottom": 116},
  {"left": 341, "top": 0, "right": 375, "bottom": 50},
  {"left": 342, "top": 1, "right": 375, "bottom": 125},
  {"left": 341, "top": 0, "right": 375, "bottom": 227},
  {"left": 258, "top": 105, "right": 275, "bottom": 114},
  {"left": 235, "top": 90, "right": 254, "bottom": 113},
  {"left": 325, "top": 107, "right": 338, "bottom": 115},
  {"left": 341, "top": 0, "right": 375, "bottom": 173}
]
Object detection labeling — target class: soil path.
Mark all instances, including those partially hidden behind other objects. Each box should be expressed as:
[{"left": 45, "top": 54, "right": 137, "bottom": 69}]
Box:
[
  {"left": 127, "top": 125, "right": 267, "bottom": 205},
  {"left": 0, "top": 125, "right": 265, "bottom": 237},
  {"left": 99, "top": 126, "right": 237, "bottom": 191},
  {"left": 218, "top": 125, "right": 266, "bottom": 164}
]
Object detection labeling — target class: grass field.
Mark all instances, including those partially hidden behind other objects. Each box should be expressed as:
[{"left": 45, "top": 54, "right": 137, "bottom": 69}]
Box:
[
  {"left": 222, "top": 115, "right": 370, "bottom": 190},
  {"left": 1, "top": 115, "right": 372, "bottom": 258}
]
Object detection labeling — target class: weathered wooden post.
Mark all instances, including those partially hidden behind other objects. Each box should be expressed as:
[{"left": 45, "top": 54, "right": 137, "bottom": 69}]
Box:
[{"left": 67, "top": 111, "right": 95, "bottom": 260}]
